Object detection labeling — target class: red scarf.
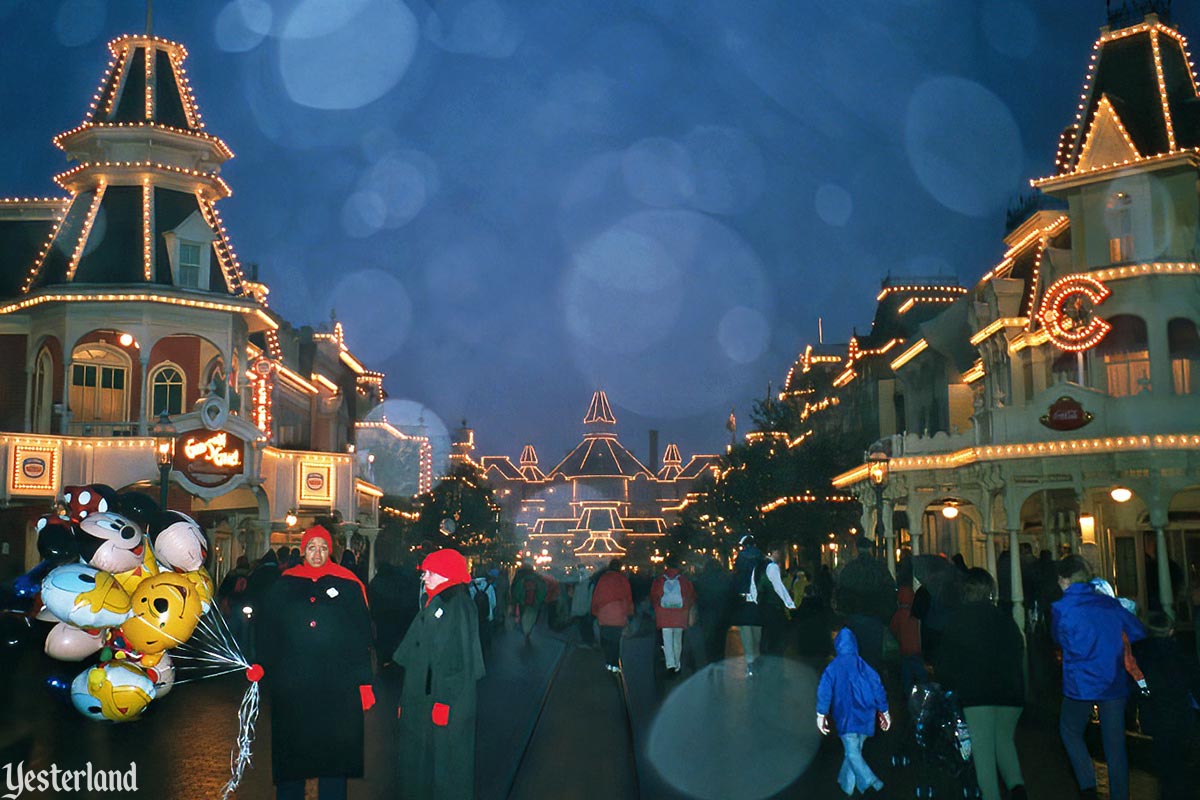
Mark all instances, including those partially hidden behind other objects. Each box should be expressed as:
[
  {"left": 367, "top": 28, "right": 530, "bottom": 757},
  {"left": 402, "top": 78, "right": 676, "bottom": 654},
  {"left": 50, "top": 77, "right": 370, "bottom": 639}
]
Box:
[
  {"left": 421, "top": 548, "right": 471, "bottom": 605},
  {"left": 284, "top": 526, "right": 367, "bottom": 603}
]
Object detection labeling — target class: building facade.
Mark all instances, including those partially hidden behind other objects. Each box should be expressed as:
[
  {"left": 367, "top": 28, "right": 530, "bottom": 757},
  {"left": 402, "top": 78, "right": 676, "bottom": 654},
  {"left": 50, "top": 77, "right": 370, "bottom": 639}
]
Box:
[
  {"left": 473, "top": 390, "right": 719, "bottom": 568},
  {"left": 827, "top": 7, "right": 1200, "bottom": 625},
  {"left": 0, "top": 32, "right": 393, "bottom": 582}
]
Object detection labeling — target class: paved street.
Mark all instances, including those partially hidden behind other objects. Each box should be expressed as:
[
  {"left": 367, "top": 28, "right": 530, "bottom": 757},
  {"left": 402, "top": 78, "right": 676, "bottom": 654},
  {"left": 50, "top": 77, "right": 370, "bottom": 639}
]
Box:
[{"left": 0, "top": 615, "right": 1189, "bottom": 799}]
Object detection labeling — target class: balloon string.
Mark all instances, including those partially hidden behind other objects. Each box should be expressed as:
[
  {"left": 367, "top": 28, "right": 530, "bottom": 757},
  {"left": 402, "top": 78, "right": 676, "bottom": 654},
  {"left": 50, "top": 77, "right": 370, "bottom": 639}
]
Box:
[
  {"left": 172, "top": 666, "right": 246, "bottom": 685},
  {"left": 221, "top": 681, "right": 260, "bottom": 800}
]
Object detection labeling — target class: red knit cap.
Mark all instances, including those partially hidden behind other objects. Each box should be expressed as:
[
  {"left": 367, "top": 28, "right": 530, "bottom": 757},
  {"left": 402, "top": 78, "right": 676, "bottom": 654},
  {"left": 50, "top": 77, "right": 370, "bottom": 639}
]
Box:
[
  {"left": 420, "top": 548, "right": 470, "bottom": 586},
  {"left": 301, "top": 525, "right": 333, "bottom": 550}
]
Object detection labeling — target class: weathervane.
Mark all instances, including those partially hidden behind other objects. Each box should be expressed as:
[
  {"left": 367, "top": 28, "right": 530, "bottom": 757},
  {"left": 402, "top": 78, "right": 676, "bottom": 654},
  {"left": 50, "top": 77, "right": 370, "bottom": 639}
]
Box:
[{"left": 146, "top": 0, "right": 153, "bottom": 36}]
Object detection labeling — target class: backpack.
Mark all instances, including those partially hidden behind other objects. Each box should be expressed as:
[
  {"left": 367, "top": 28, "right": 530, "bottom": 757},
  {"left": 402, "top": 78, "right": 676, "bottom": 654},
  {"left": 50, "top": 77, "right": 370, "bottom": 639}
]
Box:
[
  {"left": 661, "top": 575, "right": 684, "bottom": 609},
  {"left": 472, "top": 583, "right": 490, "bottom": 622},
  {"left": 523, "top": 578, "right": 537, "bottom": 607}
]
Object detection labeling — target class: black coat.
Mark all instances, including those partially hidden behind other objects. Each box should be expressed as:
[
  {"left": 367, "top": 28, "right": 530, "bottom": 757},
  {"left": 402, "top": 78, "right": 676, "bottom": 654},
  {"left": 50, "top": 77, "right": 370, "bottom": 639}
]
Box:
[
  {"left": 257, "top": 571, "right": 373, "bottom": 783},
  {"left": 393, "top": 584, "right": 485, "bottom": 800},
  {"left": 931, "top": 600, "right": 1025, "bottom": 708}
]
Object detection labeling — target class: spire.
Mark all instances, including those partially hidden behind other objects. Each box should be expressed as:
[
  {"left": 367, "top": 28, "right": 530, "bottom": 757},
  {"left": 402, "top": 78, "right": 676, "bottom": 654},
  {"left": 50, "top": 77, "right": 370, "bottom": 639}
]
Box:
[
  {"left": 519, "top": 444, "right": 539, "bottom": 466},
  {"left": 583, "top": 390, "right": 617, "bottom": 426},
  {"left": 662, "top": 443, "right": 681, "bottom": 466}
]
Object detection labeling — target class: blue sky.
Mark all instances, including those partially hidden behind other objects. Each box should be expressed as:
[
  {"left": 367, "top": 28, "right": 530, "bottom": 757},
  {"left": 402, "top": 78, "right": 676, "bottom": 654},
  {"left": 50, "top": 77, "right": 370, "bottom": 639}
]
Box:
[{"left": 1, "top": 0, "right": 1188, "bottom": 467}]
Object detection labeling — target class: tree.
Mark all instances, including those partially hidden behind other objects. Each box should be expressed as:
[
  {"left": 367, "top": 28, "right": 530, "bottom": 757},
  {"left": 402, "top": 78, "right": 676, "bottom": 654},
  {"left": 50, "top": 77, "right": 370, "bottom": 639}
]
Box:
[{"left": 405, "top": 463, "right": 518, "bottom": 565}]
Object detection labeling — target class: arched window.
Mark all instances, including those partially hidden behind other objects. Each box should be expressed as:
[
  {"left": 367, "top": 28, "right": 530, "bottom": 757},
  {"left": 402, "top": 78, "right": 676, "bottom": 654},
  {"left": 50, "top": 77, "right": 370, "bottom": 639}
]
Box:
[
  {"left": 1096, "top": 315, "right": 1150, "bottom": 397},
  {"left": 150, "top": 365, "right": 185, "bottom": 416},
  {"left": 31, "top": 348, "right": 54, "bottom": 433},
  {"left": 1169, "top": 318, "right": 1200, "bottom": 395},
  {"left": 1106, "top": 192, "right": 1133, "bottom": 262},
  {"left": 69, "top": 345, "right": 129, "bottom": 423}
]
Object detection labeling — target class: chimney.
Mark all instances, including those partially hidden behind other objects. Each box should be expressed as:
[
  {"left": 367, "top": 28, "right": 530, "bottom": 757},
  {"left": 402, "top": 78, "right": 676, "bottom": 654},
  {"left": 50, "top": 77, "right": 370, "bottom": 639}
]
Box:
[{"left": 649, "top": 429, "right": 659, "bottom": 473}]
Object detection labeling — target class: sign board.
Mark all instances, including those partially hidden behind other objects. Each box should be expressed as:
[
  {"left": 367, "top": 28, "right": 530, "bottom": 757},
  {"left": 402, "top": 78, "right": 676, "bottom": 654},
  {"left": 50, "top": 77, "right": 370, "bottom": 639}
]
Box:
[
  {"left": 298, "top": 460, "right": 333, "bottom": 505},
  {"left": 9, "top": 444, "right": 59, "bottom": 496},
  {"left": 1037, "top": 274, "right": 1112, "bottom": 351},
  {"left": 173, "top": 430, "right": 245, "bottom": 488},
  {"left": 1040, "top": 396, "right": 1094, "bottom": 431}
]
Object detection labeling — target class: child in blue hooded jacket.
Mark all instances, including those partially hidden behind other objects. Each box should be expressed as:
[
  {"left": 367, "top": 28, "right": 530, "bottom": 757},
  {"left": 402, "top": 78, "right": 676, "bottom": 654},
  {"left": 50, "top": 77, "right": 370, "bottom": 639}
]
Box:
[{"left": 817, "top": 627, "right": 891, "bottom": 795}]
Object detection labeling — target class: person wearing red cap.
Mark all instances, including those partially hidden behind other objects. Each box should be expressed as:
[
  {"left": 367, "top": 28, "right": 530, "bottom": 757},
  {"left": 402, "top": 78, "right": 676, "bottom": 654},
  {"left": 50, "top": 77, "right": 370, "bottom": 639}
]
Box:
[
  {"left": 256, "top": 525, "right": 374, "bottom": 800},
  {"left": 393, "top": 548, "right": 485, "bottom": 799}
]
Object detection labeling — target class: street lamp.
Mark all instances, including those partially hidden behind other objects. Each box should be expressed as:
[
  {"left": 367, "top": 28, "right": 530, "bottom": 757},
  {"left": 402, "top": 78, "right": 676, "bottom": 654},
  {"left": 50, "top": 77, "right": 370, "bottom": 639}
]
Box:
[
  {"left": 151, "top": 411, "right": 175, "bottom": 510},
  {"left": 941, "top": 502, "right": 960, "bottom": 520},
  {"left": 285, "top": 510, "right": 298, "bottom": 529},
  {"left": 1110, "top": 487, "right": 1133, "bottom": 503},
  {"left": 867, "top": 446, "right": 890, "bottom": 548}
]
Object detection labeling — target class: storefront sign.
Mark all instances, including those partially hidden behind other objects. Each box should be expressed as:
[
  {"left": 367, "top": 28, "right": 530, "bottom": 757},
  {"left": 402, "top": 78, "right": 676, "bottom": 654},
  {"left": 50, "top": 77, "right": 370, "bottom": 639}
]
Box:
[
  {"left": 10, "top": 444, "right": 59, "bottom": 496},
  {"left": 1037, "top": 274, "right": 1112, "bottom": 351},
  {"left": 298, "top": 460, "right": 332, "bottom": 505},
  {"left": 1040, "top": 396, "right": 1094, "bottom": 431},
  {"left": 174, "top": 430, "right": 245, "bottom": 487}
]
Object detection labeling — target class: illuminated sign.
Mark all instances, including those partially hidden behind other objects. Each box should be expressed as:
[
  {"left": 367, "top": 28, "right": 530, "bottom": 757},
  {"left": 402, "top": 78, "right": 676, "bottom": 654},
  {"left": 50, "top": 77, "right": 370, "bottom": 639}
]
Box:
[
  {"left": 298, "top": 461, "right": 333, "bottom": 505},
  {"left": 1040, "top": 396, "right": 1094, "bottom": 431},
  {"left": 173, "top": 430, "right": 245, "bottom": 488},
  {"left": 250, "top": 357, "right": 274, "bottom": 438},
  {"left": 10, "top": 444, "right": 59, "bottom": 496},
  {"left": 1037, "top": 274, "right": 1112, "bottom": 351}
]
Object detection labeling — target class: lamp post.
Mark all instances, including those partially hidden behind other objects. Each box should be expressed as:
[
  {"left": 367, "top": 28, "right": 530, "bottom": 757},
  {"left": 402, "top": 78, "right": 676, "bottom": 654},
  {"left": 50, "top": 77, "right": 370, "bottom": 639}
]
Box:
[
  {"left": 151, "top": 411, "right": 175, "bottom": 510},
  {"left": 867, "top": 446, "right": 890, "bottom": 570}
]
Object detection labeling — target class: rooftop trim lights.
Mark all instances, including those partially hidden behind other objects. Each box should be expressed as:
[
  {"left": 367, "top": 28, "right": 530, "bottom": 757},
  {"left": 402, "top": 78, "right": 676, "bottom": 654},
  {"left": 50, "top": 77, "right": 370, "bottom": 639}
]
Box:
[
  {"left": 969, "top": 318, "right": 1029, "bottom": 346},
  {"left": 1093, "top": 261, "right": 1200, "bottom": 280},
  {"left": 889, "top": 339, "right": 928, "bottom": 371},
  {"left": 1033, "top": 149, "right": 1200, "bottom": 188},
  {"left": 584, "top": 390, "right": 617, "bottom": 425},
  {"left": 53, "top": 161, "right": 231, "bottom": 196},
  {"left": 876, "top": 284, "right": 968, "bottom": 301},
  {"left": 832, "top": 433, "right": 1200, "bottom": 488},
  {"left": 0, "top": 290, "right": 277, "bottom": 329},
  {"left": 53, "top": 122, "right": 234, "bottom": 159},
  {"left": 962, "top": 360, "right": 985, "bottom": 383}
]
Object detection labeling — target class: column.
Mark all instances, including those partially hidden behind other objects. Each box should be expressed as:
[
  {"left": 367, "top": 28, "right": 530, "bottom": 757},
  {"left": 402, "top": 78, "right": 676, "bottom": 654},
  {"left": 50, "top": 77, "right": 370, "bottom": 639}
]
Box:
[
  {"left": 1009, "top": 528, "right": 1025, "bottom": 632},
  {"left": 60, "top": 361, "right": 72, "bottom": 434},
  {"left": 986, "top": 532, "right": 997, "bottom": 579},
  {"left": 1149, "top": 500, "right": 1174, "bottom": 620},
  {"left": 980, "top": 498, "right": 997, "bottom": 579},
  {"left": 23, "top": 364, "right": 34, "bottom": 432},
  {"left": 907, "top": 495, "right": 922, "bottom": 556},
  {"left": 1147, "top": 313, "right": 1172, "bottom": 395},
  {"left": 883, "top": 499, "right": 896, "bottom": 577},
  {"left": 138, "top": 356, "right": 151, "bottom": 436}
]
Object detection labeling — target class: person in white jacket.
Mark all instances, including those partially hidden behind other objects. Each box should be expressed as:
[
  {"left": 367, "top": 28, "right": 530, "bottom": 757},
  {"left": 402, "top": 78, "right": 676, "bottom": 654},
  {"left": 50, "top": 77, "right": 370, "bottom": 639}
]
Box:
[{"left": 762, "top": 547, "right": 796, "bottom": 655}]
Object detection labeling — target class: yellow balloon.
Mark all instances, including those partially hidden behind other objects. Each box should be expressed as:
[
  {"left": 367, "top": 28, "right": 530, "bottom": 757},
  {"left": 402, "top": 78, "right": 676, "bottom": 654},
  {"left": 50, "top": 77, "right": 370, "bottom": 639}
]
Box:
[{"left": 119, "top": 572, "right": 204, "bottom": 654}]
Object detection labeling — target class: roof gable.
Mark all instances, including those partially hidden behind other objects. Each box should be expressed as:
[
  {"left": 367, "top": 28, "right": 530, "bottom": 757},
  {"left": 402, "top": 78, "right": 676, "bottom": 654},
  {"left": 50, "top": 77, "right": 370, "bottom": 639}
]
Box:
[{"left": 1076, "top": 95, "right": 1142, "bottom": 170}]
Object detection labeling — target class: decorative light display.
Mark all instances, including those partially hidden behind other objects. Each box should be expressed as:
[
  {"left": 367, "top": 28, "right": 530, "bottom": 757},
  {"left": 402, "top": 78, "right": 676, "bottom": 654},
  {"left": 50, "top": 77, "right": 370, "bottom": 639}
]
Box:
[
  {"left": 876, "top": 284, "right": 968, "bottom": 302},
  {"left": 1076, "top": 96, "right": 1142, "bottom": 166},
  {"left": 144, "top": 40, "right": 154, "bottom": 120},
  {"left": 249, "top": 357, "right": 275, "bottom": 438},
  {"left": 0, "top": 291, "right": 277, "bottom": 328},
  {"left": 54, "top": 162, "right": 230, "bottom": 196},
  {"left": 1093, "top": 261, "right": 1200, "bottom": 281},
  {"left": 1036, "top": 273, "right": 1113, "bottom": 351},
  {"left": 969, "top": 318, "right": 1028, "bottom": 346},
  {"left": 962, "top": 360, "right": 985, "bottom": 383},
  {"left": 195, "top": 195, "right": 248, "bottom": 294},
  {"left": 832, "top": 367, "right": 856, "bottom": 388},
  {"left": 54, "top": 122, "right": 233, "bottom": 159},
  {"left": 889, "top": 338, "right": 928, "bottom": 371},
  {"left": 1151, "top": 31, "right": 1178, "bottom": 151},
  {"left": 142, "top": 180, "right": 153, "bottom": 280}
]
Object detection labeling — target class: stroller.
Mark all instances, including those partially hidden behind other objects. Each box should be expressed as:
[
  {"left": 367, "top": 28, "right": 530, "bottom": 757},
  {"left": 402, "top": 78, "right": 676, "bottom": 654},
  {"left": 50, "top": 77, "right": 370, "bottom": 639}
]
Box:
[{"left": 899, "top": 682, "right": 980, "bottom": 799}]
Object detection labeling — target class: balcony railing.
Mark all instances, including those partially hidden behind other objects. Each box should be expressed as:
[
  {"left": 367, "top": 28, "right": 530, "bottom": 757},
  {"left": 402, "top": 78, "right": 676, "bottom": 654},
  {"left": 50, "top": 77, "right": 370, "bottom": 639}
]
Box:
[{"left": 67, "top": 421, "right": 140, "bottom": 437}]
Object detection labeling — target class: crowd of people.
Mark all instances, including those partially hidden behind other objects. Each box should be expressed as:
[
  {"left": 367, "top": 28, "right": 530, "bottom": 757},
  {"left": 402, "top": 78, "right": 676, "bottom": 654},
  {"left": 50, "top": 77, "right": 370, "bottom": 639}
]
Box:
[{"left": 213, "top": 530, "right": 1199, "bottom": 799}]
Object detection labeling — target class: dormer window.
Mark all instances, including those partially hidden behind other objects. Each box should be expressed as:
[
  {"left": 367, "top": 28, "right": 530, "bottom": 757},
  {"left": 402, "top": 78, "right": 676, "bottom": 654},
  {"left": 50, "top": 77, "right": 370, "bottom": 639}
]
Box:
[{"left": 178, "top": 242, "right": 202, "bottom": 288}]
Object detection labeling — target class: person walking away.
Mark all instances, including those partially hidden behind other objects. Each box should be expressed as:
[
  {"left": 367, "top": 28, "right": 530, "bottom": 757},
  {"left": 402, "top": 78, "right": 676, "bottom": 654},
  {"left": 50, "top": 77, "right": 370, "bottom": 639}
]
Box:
[
  {"left": 257, "top": 526, "right": 374, "bottom": 800},
  {"left": 393, "top": 549, "right": 485, "bottom": 800},
  {"left": 731, "top": 535, "right": 765, "bottom": 676},
  {"left": 509, "top": 565, "right": 545, "bottom": 642},
  {"left": 650, "top": 557, "right": 696, "bottom": 673},
  {"left": 490, "top": 567, "right": 510, "bottom": 632},
  {"left": 788, "top": 566, "right": 809, "bottom": 611},
  {"left": 217, "top": 554, "right": 252, "bottom": 648},
  {"left": 367, "top": 558, "right": 419, "bottom": 670},
  {"left": 760, "top": 546, "right": 796, "bottom": 655},
  {"left": 591, "top": 559, "right": 633, "bottom": 673},
  {"left": 570, "top": 562, "right": 595, "bottom": 646},
  {"left": 817, "top": 628, "right": 891, "bottom": 796},
  {"left": 242, "top": 549, "right": 282, "bottom": 661},
  {"left": 1132, "top": 611, "right": 1200, "bottom": 800},
  {"left": 1053, "top": 555, "right": 1146, "bottom": 800},
  {"left": 931, "top": 569, "right": 1026, "bottom": 800},
  {"left": 468, "top": 573, "right": 496, "bottom": 660},
  {"left": 890, "top": 582, "right": 927, "bottom": 693}
]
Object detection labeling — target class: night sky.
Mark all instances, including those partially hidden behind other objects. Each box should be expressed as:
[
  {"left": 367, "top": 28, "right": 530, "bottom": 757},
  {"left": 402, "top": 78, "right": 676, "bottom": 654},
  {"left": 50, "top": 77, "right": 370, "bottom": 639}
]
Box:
[{"left": 1, "top": 1, "right": 1192, "bottom": 470}]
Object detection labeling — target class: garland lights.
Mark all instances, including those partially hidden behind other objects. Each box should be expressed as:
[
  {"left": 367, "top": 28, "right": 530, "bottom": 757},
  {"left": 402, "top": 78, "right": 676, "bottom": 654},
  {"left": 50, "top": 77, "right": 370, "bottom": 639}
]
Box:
[{"left": 1036, "top": 273, "right": 1113, "bottom": 351}]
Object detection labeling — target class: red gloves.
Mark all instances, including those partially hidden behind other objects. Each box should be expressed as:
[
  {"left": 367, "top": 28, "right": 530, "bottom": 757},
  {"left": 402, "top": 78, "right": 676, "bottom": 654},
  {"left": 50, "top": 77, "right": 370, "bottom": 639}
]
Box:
[
  {"left": 359, "top": 685, "right": 375, "bottom": 711},
  {"left": 432, "top": 702, "right": 450, "bottom": 726},
  {"left": 877, "top": 710, "right": 891, "bottom": 732}
]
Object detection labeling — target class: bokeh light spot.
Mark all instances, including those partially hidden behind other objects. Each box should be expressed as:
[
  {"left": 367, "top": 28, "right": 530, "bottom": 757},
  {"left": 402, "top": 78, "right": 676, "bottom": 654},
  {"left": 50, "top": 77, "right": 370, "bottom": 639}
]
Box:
[
  {"left": 621, "top": 137, "right": 695, "bottom": 208},
  {"left": 718, "top": 306, "right": 770, "bottom": 364},
  {"left": 54, "top": 0, "right": 105, "bottom": 48},
  {"left": 815, "top": 183, "right": 853, "bottom": 226},
  {"left": 328, "top": 269, "right": 412, "bottom": 362}
]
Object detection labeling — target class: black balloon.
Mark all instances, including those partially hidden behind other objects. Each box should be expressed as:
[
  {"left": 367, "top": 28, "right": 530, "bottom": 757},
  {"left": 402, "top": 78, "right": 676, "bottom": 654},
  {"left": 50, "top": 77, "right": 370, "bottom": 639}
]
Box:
[
  {"left": 0, "top": 613, "right": 30, "bottom": 649},
  {"left": 36, "top": 517, "right": 79, "bottom": 565},
  {"left": 117, "top": 491, "right": 161, "bottom": 527}
]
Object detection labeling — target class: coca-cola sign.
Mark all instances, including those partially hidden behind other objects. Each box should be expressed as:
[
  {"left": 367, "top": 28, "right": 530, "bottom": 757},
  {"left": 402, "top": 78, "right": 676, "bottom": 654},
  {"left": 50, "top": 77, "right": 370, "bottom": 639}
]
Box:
[{"left": 1040, "top": 396, "right": 1093, "bottom": 431}]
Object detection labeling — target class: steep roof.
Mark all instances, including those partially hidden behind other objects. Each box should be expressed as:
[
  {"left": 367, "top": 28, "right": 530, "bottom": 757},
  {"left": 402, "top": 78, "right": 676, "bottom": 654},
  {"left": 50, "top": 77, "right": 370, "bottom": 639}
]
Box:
[
  {"left": 1056, "top": 14, "right": 1200, "bottom": 175},
  {"left": 584, "top": 390, "right": 617, "bottom": 425},
  {"left": 547, "top": 434, "right": 654, "bottom": 480},
  {"left": 0, "top": 201, "right": 67, "bottom": 299}
]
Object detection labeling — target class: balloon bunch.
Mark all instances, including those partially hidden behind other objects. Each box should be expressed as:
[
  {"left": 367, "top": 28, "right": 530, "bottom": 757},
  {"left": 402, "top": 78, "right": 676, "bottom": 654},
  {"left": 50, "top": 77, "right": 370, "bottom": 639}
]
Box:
[{"left": 34, "top": 483, "right": 214, "bottom": 723}]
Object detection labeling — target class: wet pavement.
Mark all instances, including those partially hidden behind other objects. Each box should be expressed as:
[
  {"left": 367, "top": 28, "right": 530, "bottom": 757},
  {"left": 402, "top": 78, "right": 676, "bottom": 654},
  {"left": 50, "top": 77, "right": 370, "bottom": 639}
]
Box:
[{"left": 1, "top": 614, "right": 1191, "bottom": 799}]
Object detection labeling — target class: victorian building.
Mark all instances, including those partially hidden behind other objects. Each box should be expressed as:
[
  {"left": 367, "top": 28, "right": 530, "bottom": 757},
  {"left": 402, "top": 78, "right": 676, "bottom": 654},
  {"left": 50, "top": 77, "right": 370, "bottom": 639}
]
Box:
[
  {"left": 471, "top": 390, "right": 719, "bottom": 568},
  {"left": 0, "top": 31, "right": 399, "bottom": 582},
  {"left": 825, "top": 5, "right": 1200, "bottom": 625}
]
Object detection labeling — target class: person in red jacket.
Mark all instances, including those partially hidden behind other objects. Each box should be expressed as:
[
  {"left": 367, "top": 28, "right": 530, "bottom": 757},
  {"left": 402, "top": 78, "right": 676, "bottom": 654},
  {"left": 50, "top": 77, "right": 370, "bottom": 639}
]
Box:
[
  {"left": 890, "top": 583, "right": 927, "bottom": 692},
  {"left": 651, "top": 557, "right": 697, "bottom": 673},
  {"left": 591, "top": 559, "right": 634, "bottom": 674}
]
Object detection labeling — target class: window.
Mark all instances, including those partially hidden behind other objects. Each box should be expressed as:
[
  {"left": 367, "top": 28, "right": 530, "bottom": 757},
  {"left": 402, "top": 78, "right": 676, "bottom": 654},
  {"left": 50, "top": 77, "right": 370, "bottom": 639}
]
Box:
[
  {"left": 150, "top": 365, "right": 185, "bottom": 415},
  {"left": 1097, "top": 315, "right": 1150, "bottom": 397},
  {"left": 1106, "top": 192, "right": 1133, "bottom": 262},
  {"left": 1052, "top": 349, "right": 1089, "bottom": 386},
  {"left": 1169, "top": 318, "right": 1200, "bottom": 395},
  {"left": 178, "top": 241, "right": 202, "bottom": 288},
  {"left": 32, "top": 348, "right": 53, "bottom": 433},
  {"left": 69, "top": 345, "right": 129, "bottom": 422}
]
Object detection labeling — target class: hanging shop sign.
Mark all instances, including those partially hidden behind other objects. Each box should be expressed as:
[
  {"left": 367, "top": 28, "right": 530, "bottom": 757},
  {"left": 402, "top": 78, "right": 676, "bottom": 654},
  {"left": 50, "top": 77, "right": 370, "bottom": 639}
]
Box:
[
  {"left": 250, "top": 357, "right": 275, "bottom": 439},
  {"left": 298, "top": 460, "right": 332, "bottom": 505},
  {"left": 173, "top": 430, "right": 245, "bottom": 488},
  {"left": 1037, "top": 274, "right": 1112, "bottom": 351},
  {"left": 1040, "top": 395, "right": 1094, "bottom": 431},
  {"left": 9, "top": 443, "right": 59, "bottom": 496}
]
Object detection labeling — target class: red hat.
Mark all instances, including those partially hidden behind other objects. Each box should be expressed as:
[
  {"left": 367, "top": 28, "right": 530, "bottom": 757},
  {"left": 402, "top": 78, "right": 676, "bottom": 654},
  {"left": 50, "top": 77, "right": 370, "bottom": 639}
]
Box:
[
  {"left": 420, "top": 548, "right": 470, "bottom": 587},
  {"left": 301, "top": 525, "right": 332, "bottom": 550}
]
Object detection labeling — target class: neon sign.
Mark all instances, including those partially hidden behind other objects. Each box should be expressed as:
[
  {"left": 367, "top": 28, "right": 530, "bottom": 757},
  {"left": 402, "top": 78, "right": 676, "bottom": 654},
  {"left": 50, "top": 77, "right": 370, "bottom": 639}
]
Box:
[
  {"left": 181, "top": 432, "right": 242, "bottom": 468},
  {"left": 173, "top": 430, "right": 245, "bottom": 488},
  {"left": 1037, "top": 274, "right": 1112, "bottom": 351}
]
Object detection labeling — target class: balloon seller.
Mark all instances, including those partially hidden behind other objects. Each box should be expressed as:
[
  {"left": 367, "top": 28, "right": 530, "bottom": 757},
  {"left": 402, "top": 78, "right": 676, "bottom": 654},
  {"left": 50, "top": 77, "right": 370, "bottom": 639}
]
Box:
[
  {"left": 256, "top": 525, "right": 374, "bottom": 800},
  {"left": 393, "top": 548, "right": 486, "bottom": 800}
]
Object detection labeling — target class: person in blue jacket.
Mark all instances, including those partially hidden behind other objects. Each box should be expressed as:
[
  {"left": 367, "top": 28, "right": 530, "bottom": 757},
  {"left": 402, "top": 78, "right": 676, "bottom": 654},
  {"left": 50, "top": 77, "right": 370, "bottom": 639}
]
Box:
[
  {"left": 1052, "top": 555, "right": 1146, "bottom": 800},
  {"left": 817, "top": 627, "right": 891, "bottom": 796}
]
